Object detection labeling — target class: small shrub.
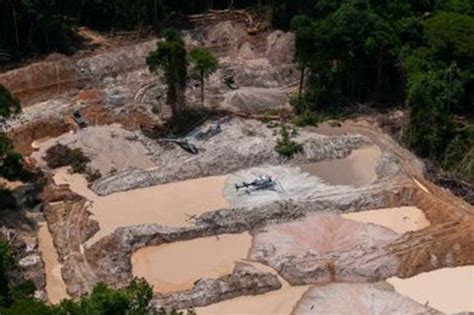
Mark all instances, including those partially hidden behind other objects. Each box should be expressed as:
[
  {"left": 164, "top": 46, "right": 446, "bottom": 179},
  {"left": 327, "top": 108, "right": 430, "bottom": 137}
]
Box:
[
  {"left": 293, "top": 110, "right": 321, "bottom": 127},
  {"left": 84, "top": 167, "right": 102, "bottom": 182},
  {"left": 0, "top": 187, "right": 17, "bottom": 210},
  {"left": 275, "top": 124, "right": 304, "bottom": 158},
  {"left": 44, "top": 144, "right": 90, "bottom": 174}
]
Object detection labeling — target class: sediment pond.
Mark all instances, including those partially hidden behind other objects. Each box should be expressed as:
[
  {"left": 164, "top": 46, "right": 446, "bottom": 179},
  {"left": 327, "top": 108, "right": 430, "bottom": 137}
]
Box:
[
  {"left": 299, "top": 145, "right": 382, "bottom": 186},
  {"left": 341, "top": 206, "right": 430, "bottom": 234},
  {"left": 132, "top": 233, "right": 252, "bottom": 293},
  {"left": 37, "top": 223, "right": 69, "bottom": 304},
  {"left": 54, "top": 168, "right": 229, "bottom": 245},
  {"left": 387, "top": 266, "right": 474, "bottom": 313}
]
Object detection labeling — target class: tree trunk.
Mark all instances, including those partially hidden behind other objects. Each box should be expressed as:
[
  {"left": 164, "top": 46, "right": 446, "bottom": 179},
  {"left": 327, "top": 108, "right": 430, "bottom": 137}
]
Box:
[
  {"left": 12, "top": 6, "right": 20, "bottom": 49},
  {"left": 153, "top": 0, "right": 159, "bottom": 30},
  {"left": 200, "top": 71, "right": 205, "bottom": 108},
  {"left": 298, "top": 63, "right": 306, "bottom": 98},
  {"left": 376, "top": 51, "right": 383, "bottom": 91}
]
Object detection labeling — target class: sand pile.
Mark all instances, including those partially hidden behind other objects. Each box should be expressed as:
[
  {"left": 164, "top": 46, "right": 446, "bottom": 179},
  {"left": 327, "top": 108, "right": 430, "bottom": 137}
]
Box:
[
  {"left": 292, "top": 282, "right": 438, "bottom": 314},
  {"left": 205, "top": 21, "right": 247, "bottom": 55},
  {"left": 250, "top": 213, "right": 399, "bottom": 261},
  {"left": 265, "top": 30, "right": 295, "bottom": 65},
  {"left": 222, "top": 87, "right": 289, "bottom": 113},
  {"left": 33, "top": 124, "right": 156, "bottom": 175}
]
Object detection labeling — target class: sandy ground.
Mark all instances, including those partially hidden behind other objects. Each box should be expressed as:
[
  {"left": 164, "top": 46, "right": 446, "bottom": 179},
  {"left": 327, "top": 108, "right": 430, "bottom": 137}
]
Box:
[
  {"left": 196, "top": 261, "right": 311, "bottom": 315},
  {"left": 298, "top": 145, "right": 382, "bottom": 186},
  {"left": 0, "top": 178, "right": 24, "bottom": 190},
  {"left": 54, "top": 168, "right": 229, "bottom": 245},
  {"left": 196, "top": 282, "right": 310, "bottom": 315},
  {"left": 292, "top": 282, "right": 437, "bottom": 315},
  {"left": 132, "top": 233, "right": 252, "bottom": 293},
  {"left": 33, "top": 125, "right": 156, "bottom": 175},
  {"left": 341, "top": 207, "right": 430, "bottom": 234},
  {"left": 37, "top": 223, "right": 69, "bottom": 304},
  {"left": 387, "top": 266, "right": 474, "bottom": 313},
  {"left": 251, "top": 213, "right": 398, "bottom": 259}
]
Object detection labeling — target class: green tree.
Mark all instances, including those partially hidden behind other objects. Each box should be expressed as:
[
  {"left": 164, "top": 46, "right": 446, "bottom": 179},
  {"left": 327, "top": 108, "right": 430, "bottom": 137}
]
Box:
[
  {"left": 147, "top": 29, "right": 188, "bottom": 118},
  {"left": 0, "top": 84, "right": 20, "bottom": 119},
  {"left": 424, "top": 12, "right": 474, "bottom": 68},
  {"left": 188, "top": 48, "right": 219, "bottom": 108},
  {"left": 0, "top": 239, "right": 14, "bottom": 307},
  {"left": 290, "top": 15, "right": 314, "bottom": 97},
  {"left": 405, "top": 70, "right": 457, "bottom": 159}
]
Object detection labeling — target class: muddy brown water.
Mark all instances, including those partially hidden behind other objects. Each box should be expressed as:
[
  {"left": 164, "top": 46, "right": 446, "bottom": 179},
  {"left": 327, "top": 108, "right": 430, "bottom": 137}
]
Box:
[
  {"left": 298, "top": 145, "right": 382, "bottom": 186},
  {"left": 196, "top": 261, "right": 311, "bottom": 315},
  {"left": 37, "top": 223, "right": 69, "bottom": 304},
  {"left": 341, "top": 207, "right": 430, "bottom": 234},
  {"left": 53, "top": 168, "right": 229, "bottom": 245},
  {"left": 132, "top": 233, "right": 252, "bottom": 293},
  {"left": 387, "top": 266, "right": 474, "bottom": 313}
]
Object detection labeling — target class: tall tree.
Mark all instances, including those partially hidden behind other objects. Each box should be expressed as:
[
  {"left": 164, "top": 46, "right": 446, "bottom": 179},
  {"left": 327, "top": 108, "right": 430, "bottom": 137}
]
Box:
[
  {"left": 147, "top": 29, "right": 188, "bottom": 117},
  {"left": 291, "top": 15, "right": 314, "bottom": 98},
  {"left": 188, "top": 48, "right": 219, "bottom": 108},
  {"left": 0, "top": 84, "right": 20, "bottom": 119}
]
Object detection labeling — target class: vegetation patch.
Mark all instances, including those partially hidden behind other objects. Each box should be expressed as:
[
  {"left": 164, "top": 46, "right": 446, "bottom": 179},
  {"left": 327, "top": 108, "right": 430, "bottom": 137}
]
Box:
[
  {"left": 275, "top": 124, "right": 303, "bottom": 158},
  {"left": 44, "top": 144, "right": 101, "bottom": 182}
]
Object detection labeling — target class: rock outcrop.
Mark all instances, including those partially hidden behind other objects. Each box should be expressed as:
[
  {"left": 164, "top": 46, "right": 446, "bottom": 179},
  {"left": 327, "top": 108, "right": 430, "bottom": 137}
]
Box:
[{"left": 153, "top": 263, "right": 281, "bottom": 310}]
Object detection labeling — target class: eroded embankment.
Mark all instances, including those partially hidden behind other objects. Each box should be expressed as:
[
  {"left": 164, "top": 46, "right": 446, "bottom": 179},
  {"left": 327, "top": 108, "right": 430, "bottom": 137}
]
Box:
[
  {"left": 92, "top": 119, "right": 368, "bottom": 195},
  {"left": 84, "top": 178, "right": 413, "bottom": 291},
  {"left": 292, "top": 282, "right": 439, "bottom": 315},
  {"left": 32, "top": 119, "right": 473, "bottom": 310}
]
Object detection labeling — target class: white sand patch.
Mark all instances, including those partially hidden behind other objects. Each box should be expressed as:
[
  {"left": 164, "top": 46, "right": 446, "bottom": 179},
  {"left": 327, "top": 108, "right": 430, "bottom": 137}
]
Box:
[
  {"left": 250, "top": 213, "right": 398, "bottom": 260},
  {"left": 132, "top": 233, "right": 252, "bottom": 293},
  {"left": 341, "top": 207, "right": 430, "bottom": 234},
  {"left": 299, "top": 145, "right": 382, "bottom": 186},
  {"left": 32, "top": 124, "right": 156, "bottom": 175},
  {"left": 53, "top": 168, "right": 228, "bottom": 246},
  {"left": 292, "top": 282, "right": 437, "bottom": 315},
  {"left": 387, "top": 266, "right": 474, "bottom": 313},
  {"left": 37, "top": 223, "right": 69, "bottom": 304}
]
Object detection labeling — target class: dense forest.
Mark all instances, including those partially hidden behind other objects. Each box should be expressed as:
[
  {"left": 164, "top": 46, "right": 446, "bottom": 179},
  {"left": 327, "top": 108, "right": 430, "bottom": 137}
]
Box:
[
  {"left": 0, "top": 0, "right": 472, "bottom": 188},
  {"left": 287, "top": 0, "right": 473, "bottom": 182}
]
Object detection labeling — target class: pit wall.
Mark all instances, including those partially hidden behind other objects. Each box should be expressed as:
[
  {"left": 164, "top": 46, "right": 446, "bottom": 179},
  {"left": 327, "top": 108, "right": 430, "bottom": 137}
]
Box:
[{"left": 84, "top": 182, "right": 416, "bottom": 292}]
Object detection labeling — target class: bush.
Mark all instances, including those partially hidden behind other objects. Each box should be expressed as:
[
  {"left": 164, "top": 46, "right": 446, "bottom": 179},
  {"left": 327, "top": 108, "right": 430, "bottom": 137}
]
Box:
[
  {"left": 44, "top": 144, "right": 90, "bottom": 172},
  {"left": 0, "top": 188, "right": 17, "bottom": 210},
  {"left": 275, "top": 124, "right": 304, "bottom": 158},
  {"left": 293, "top": 110, "right": 321, "bottom": 127},
  {"left": 84, "top": 167, "right": 102, "bottom": 182}
]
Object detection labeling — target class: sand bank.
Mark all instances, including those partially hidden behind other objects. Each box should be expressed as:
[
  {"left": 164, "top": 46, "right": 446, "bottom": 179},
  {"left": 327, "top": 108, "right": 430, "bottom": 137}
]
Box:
[
  {"left": 37, "top": 223, "right": 69, "bottom": 304},
  {"left": 387, "top": 266, "right": 474, "bottom": 313},
  {"left": 54, "top": 168, "right": 228, "bottom": 245},
  {"left": 299, "top": 145, "right": 381, "bottom": 186},
  {"left": 196, "top": 261, "right": 310, "bottom": 315},
  {"left": 132, "top": 233, "right": 252, "bottom": 293},
  {"left": 196, "top": 283, "right": 310, "bottom": 315},
  {"left": 341, "top": 206, "right": 430, "bottom": 234}
]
